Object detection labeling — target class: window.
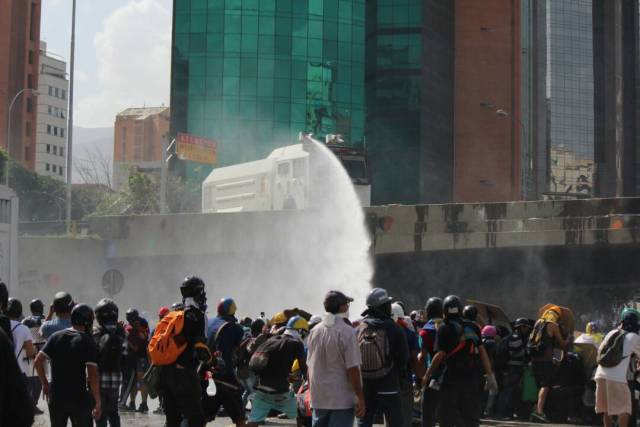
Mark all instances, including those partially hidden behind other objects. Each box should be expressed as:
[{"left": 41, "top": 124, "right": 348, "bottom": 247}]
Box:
[
  {"left": 48, "top": 105, "right": 52, "bottom": 115},
  {"left": 52, "top": 165, "right": 57, "bottom": 173},
  {"left": 59, "top": 167, "right": 63, "bottom": 176},
  {"left": 61, "top": 90, "right": 66, "bottom": 100},
  {"left": 29, "top": 2, "right": 36, "bottom": 40},
  {"left": 53, "top": 146, "right": 57, "bottom": 155},
  {"left": 27, "top": 74, "right": 34, "bottom": 89},
  {"left": 45, "top": 163, "right": 50, "bottom": 172},
  {"left": 60, "top": 109, "right": 65, "bottom": 119},
  {"left": 60, "top": 147, "right": 64, "bottom": 157},
  {"left": 55, "top": 88, "right": 59, "bottom": 97},
  {"left": 60, "top": 128, "right": 64, "bottom": 138},
  {"left": 54, "top": 107, "right": 58, "bottom": 117},
  {"left": 25, "top": 121, "right": 31, "bottom": 137},
  {"left": 26, "top": 97, "right": 32, "bottom": 113},
  {"left": 24, "top": 146, "right": 30, "bottom": 161},
  {"left": 47, "top": 125, "right": 51, "bottom": 134},
  {"left": 278, "top": 162, "right": 290, "bottom": 176},
  {"left": 46, "top": 144, "right": 51, "bottom": 154},
  {"left": 48, "top": 86, "right": 53, "bottom": 96},
  {"left": 28, "top": 50, "right": 34, "bottom": 65},
  {"left": 53, "top": 127, "right": 58, "bottom": 136}
]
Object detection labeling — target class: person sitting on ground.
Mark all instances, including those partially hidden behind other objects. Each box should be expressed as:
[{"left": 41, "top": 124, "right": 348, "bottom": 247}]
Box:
[
  {"left": 594, "top": 308, "right": 640, "bottom": 427},
  {"left": 41, "top": 291, "right": 74, "bottom": 339}
]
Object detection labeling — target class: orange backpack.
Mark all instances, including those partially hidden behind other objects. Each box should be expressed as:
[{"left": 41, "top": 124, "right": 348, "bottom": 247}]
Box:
[{"left": 148, "top": 310, "right": 187, "bottom": 366}]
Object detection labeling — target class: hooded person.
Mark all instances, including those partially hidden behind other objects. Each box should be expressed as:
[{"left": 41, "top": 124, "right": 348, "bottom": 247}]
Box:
[{"left": 357, "top": 288, "right": 409, "bottom": 427}]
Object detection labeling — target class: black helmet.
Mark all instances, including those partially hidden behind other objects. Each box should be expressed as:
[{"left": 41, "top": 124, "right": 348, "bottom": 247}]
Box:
[
  {"left": 443, "top": 295, "right": 463, "bottom": 319},
  {"left": 513, "top": 317, "right": 529, "bottom": 329},
  {"left": 125, "top": 308, "right": 139, "bottom": 324},
  {"left": 170, "top": 301, "right": 184, "bottom": 311},
  {"left": 180, "top": 276, "right": 207, "bottom": 310},
  {"left": 30, "top": 299, "right": 44, "bottom": 315},
  {"left": 425, "top": 297, "right": 443, "bottom": 319},
  {"left": 71, "top": 303, "right": 94, "bottom": 330},
  {"left": 180, "top": 276, "right": 206, "bottom": 298},
  {"left": 366, "top": 288, "right": 393, "bottom": 308},
  {"left": 6, "top": 297, "right": 22, "bottom": 319},
  {"left": 53, "top": 292, "right": 74, "bottom": 314},
  {"left": 95, "top": 298, "right": 119, "bottom": 325},
  {"left": 463, "top": 305, "right": 478, "bottom": 321}
]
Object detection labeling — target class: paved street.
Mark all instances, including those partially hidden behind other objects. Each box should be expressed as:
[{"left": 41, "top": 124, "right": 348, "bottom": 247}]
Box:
[{"left": 30, "top": 397, "right": 589, "bottom": 427}]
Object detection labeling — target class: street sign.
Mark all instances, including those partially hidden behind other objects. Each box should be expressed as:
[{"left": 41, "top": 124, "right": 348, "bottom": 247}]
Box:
[
  {"left": 102, "top": 269, "right": 124, "bottom": 297},
  {"left": 176, "top": 132, "right": 218, "bottom": 165}
]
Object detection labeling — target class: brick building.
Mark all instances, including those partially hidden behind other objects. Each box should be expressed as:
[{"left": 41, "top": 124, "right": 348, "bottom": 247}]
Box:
[
  {"left": 0, "top": 0, "right": 42, "bottom": 173},
  {"left": 113, "top": 106, "right": 170, "bottom": 190}
]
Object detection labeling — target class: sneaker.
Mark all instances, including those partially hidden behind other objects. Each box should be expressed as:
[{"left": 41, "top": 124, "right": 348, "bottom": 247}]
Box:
[
  {"left": 529, "top": 411, "right": 549, "bottom": 423},
  {"left": 137, "top": 402, "right": 149, "bottom": 413}
]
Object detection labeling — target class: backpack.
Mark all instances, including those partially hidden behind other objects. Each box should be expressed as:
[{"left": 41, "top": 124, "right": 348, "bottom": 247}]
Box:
[
  {"left": 148, "top": 311, "right": 187, "bottom": 366},
  {"left": 96, "top": 327, "right": 124, "bottom": 371},
  {"left": 597, "top": 329, "right": 628, "bottom": 368},
  {"left": 357, "top": 320, "right": 393, "bottom": 380},
  {"left": 527, "top": 319, "right": 548, "bottom": 358},
  {"left": 236, "top": 333, "right": 270, "bottom": 379},
  {"left": 444, "top": 320, "right": 478, "bottom": 373},
  {"left": 248, "top": 334, "right": 288, "bottom": 374}
]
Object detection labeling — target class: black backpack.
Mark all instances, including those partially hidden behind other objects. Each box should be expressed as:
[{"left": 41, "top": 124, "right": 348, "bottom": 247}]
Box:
[
  {"left": 527, "top": 319, "right": 548, "bottom": 358},
  {"left": 248, "top": 334, "right": 288, "bottom": 374},
  {"left": 357, "top": 320, "right": 393, "bottom": 380},
  {"left": 237, "top": 333, "right": 270, "bottom": 379},
  {"left": 597, "top": 329, "right": 627, "bottom": 368},
  {"left": 95, "top": 327, "right": 124, "bottom": 372},
  {"left": 444, "top": 320, "right": 478, "bottom": 374}
]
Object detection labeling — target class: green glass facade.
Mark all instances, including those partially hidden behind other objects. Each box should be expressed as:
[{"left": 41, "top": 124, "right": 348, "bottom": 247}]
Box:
[{"left": 170, "top": 0, "right": 366, "bottom": 168}]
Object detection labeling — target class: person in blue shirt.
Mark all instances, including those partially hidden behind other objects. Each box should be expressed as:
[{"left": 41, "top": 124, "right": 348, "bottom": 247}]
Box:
[{"left": 40, "top": 292, "right": 74, "bottom": 339}]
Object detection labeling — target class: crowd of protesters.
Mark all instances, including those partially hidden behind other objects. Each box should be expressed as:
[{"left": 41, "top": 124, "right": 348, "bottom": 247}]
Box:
[{"left": 2, "top": 277, "right": 640, "bottom": 427}]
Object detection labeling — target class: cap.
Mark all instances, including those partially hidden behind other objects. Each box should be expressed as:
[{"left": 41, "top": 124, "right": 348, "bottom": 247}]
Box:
[{"left": 323, "top": 290, "right": 354, "bottom": 309}]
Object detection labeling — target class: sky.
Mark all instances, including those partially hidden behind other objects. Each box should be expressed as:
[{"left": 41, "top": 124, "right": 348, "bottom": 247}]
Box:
[{"left": 41, "top": 0, "right": 172, "bottom": 128}]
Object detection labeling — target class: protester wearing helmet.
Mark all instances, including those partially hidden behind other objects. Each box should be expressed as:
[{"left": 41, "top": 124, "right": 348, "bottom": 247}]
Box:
[
  {"left": 357, "top": 288, "right": 409, "bottom": 427},
  {"left": 422, "top": 295, "right": 497, "bottom": 427},
  {"left": 495, "top": 317, "right": 532, "bottom": 419},
  {"left": 594, "top": 308, "right": 640, "bottom": 427},
  {"left": 41, "top": 291, "right": 74, "bottom": 339},
  {"left": 203, "top": 297, "right": 247, "bottom": 427},
  {"left": 528, "top": 305, "right": 569, "bottom": 423},
  {"left": 35, "top": 303, "right": 102, "bottom": 426},
  {"left": 419, "top": 297, "right": 444, "bottom": 427},
  {"left": 22, "top": 298, "right": 47, "bottom": 414},
  {"left": 93, "top": 298, "right": 125, "bottom": 427},
  {"left": 158, "top": 276, "right": 211, "bottom": 427},
  {"left": 307, "top": 290, "right": 364, "bottom": 426},
  {"left": 246, "top": 316, "right": 308, "bottom": 426}
]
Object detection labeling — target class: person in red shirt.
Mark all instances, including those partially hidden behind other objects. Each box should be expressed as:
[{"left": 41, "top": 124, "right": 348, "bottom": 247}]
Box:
[{"left": 123, "top": 309, "right": 150, "bottom": 413}]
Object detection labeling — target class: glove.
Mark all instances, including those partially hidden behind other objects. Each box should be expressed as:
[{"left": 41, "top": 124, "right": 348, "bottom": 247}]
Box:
[
  {"left": 194, "top": 342, "right": 212, "bottom": 364},
  {"left": 484, "top": 372, "right": 498, "bottom": 395}
]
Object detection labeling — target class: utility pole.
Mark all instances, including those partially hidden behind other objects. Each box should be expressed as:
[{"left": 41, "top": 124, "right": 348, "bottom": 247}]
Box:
[
  {"left": 65, "top": 0, "right": 76, "bottom": 233},
  {"left": 160, "top": 133, "right": 168, "bottom": 214}
]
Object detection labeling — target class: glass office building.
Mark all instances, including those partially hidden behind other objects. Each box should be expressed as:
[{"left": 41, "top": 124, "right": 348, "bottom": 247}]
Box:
[
  {"left": 170, "top": 0, "right": 366, "bottom": 168},
  {"left": 545, "top": 0, "right": 594, "bottom": 196}
]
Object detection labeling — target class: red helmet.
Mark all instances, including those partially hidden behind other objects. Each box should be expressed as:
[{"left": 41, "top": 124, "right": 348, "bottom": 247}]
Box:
[{"left": 158, "top": 306, "right": 170, "bottom": 318}]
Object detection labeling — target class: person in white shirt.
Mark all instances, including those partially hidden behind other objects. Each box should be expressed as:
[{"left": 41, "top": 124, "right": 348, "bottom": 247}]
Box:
[
  {"left": 6, "top": 298, "right": 37, "bottom": 377},
  {"left": 594, "top": 308, "right": 640, "bottom": 427}
]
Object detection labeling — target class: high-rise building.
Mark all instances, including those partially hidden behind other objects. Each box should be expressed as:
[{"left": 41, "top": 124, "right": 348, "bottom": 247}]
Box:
[
  {"left": 113, "top": 107, "right": 170, "bottom": 190},
  {"left": 0, "top": 0, "right": 41, "bottom": 173},
  {"left": 366, "top": 0, "right": 522, "bottom": 205},
  {"left": 169, "top": 0, "right": 366, "bottom": 169},
  {"left": 36, "top": 41, "right": 68, "bottom": 181}
]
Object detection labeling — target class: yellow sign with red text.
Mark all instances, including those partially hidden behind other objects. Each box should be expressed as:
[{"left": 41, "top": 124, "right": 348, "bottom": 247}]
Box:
[{"left": 176, "top": 132, "right": 217, "bottom": 165}]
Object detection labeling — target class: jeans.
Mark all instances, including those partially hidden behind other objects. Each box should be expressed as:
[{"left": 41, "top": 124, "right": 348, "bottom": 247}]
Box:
[
  {"left": 358, "top": 388, "right": 403, "bottom": 427},
  {"left": 48, "top": 401, "right": 93, "bottom": 427},
  {"left": 96, "top": 388, "right": 120, "bottom": 427},
  {"left": 496, "top": 367, "right": 523, "bottom": 418},
  {"left": 312, "top": 408, "right": 355, "bottom": 427},
  {"left": 438, "top": 377, "right": 480, "bottom": 427}
]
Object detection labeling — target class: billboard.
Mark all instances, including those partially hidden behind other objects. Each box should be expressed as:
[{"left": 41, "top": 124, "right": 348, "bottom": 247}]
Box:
[{"left": 176, "top": 132, "right": 217, "bottom": 165}]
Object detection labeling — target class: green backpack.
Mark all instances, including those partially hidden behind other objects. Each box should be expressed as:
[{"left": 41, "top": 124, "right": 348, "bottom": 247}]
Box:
[{"left": 597, "top": 329, "right": 627, "bottom": 368}]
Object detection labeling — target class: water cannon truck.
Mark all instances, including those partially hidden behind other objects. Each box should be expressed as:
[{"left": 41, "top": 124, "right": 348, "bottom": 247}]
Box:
[{"left": 201, "top": 133, "right": 370, "bottom": 213}]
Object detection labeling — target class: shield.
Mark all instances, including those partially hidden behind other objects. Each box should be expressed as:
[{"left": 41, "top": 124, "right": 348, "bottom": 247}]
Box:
[
  {"left": 466, "top": 299, "right": 511, "bottom": 329},
  {"left": 537, "top": 303, "right": 575, "bottom": 336}
]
